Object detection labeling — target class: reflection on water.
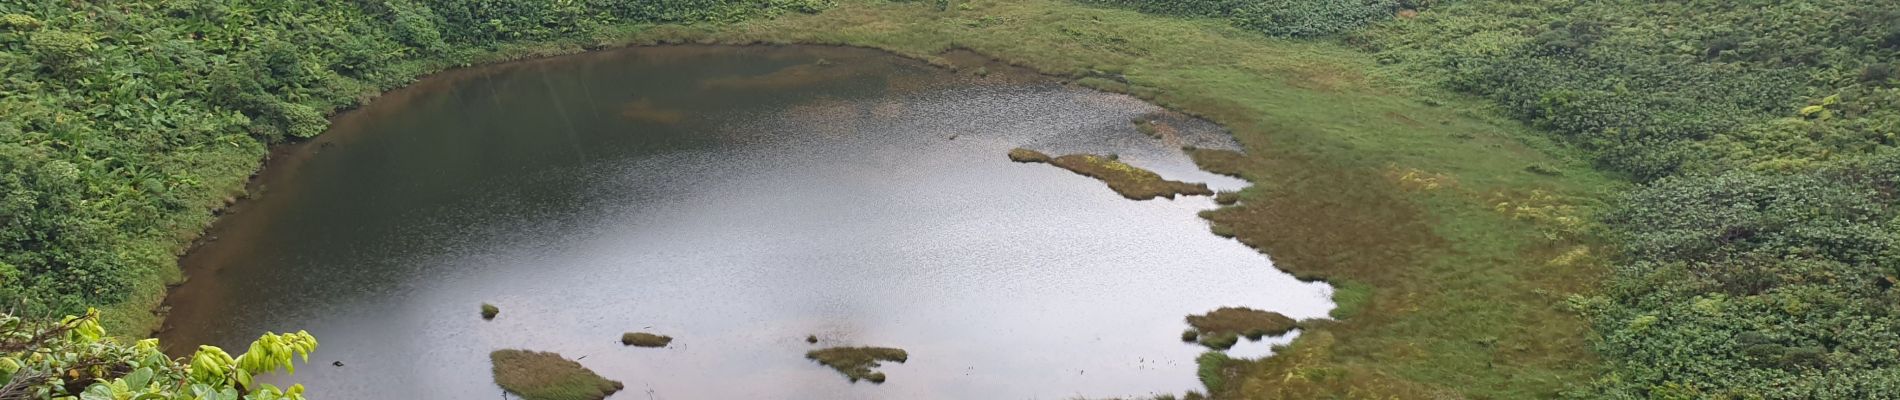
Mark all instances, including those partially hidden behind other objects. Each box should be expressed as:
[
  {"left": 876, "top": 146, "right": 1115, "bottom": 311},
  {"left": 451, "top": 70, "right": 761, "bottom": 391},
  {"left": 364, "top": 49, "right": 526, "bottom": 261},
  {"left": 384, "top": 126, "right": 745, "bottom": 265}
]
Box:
[{"left": 160, "top": 45, "right": 1332, "bottom": 399}]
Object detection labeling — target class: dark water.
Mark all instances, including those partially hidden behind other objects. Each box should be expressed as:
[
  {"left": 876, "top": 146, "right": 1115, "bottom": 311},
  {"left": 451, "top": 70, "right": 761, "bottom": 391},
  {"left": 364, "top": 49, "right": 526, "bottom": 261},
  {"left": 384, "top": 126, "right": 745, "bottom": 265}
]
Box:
[{"left": 160, "top": 46, "right": 1332, "bottom": 399}]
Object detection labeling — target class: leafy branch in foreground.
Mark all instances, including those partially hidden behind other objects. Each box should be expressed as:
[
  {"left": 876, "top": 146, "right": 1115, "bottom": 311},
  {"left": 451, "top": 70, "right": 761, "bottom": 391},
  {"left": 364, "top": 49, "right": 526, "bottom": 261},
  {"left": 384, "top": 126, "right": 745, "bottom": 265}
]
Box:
[{"left": 0, "top": 309, "right": 315, "bottom": 400}]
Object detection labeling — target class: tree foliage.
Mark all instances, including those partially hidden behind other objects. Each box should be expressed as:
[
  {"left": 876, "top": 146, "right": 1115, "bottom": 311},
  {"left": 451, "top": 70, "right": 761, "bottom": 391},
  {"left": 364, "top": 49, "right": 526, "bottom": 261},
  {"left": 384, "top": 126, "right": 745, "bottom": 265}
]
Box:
[
  {"left": 0, "top": 309, "right": 317, "bottom": 400},
  {"left": 0, "top": 0, "right": 829, "bottom": 320}
]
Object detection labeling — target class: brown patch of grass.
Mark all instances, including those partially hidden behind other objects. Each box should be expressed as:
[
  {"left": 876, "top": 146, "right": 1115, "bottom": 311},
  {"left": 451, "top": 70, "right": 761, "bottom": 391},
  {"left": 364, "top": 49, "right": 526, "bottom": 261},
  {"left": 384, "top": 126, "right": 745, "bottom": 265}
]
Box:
[
  {"left": 618, "top": 98, "right": 685, "bottom": 124},
  {"left": 490, "top": 349, "right": 624, "bottom": 400},
  {"left": 620, "top": 332, "right": 672, "bottom": 347},
  {"left": 1185, "top": 148, "right": 1251, "bottom": 178},
  {"left": 806, "top": 346, "right": 908, "bottom": 383},
  {"left": 1185, "top": 307, "right": 1298, "bottom": 344},
  {"left": 1015, "top": 149, "right": 1213, "bottom": 200},
  {"left": 1008, "top": 147, "right": 1051, "bottom": 163},
  {"left": 1214, "top": 191, "right": 1240, "bottom": 205}
]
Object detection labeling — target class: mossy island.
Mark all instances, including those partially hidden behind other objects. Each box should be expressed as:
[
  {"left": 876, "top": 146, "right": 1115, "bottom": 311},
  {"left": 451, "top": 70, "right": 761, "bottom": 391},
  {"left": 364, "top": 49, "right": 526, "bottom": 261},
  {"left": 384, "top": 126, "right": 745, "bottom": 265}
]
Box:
[
  {"left": 806, "top": 346, "right": 909, "bottom": 383},
  {"left": 490, "top": 349, "right": 624, "bottom": 400},
  {"left": 1181, "top": 307, "right": 1298, "bottom": 350},
  {"left": 1008, "top": 148, "right": 1214, "bottom": 200},
  {"left": 481, "top": 303, "right": 500, "bottom": 320},
  {"left": 621, "top": 332, "right": 673, "bottom": 348}
]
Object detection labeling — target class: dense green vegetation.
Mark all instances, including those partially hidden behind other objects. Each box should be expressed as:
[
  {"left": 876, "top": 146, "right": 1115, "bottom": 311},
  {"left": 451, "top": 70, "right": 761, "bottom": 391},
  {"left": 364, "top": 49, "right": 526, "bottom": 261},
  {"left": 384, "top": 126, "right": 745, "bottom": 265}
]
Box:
[
  {"left": 1, "top": 310, "right": 317, "bottom": 399},
  {"left": 1093, "top": 0, "right": 1900, "bottom": 397},
  {"left": 8, "top": 0, "right": 1893, "bottom": 398},
  {"left": 0, "top": 0, "right": 829, "bottom": 331},
  {"left": 1360, "top": 2, "right": 1900, "bottom": 397}
]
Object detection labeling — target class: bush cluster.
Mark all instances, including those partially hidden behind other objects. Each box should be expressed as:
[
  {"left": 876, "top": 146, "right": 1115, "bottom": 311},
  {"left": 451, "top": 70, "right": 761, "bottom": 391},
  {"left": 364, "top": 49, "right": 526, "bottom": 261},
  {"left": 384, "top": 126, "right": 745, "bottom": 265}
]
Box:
[{"left": 1348, "top": 0, "right": 1900, "bottom": 396}]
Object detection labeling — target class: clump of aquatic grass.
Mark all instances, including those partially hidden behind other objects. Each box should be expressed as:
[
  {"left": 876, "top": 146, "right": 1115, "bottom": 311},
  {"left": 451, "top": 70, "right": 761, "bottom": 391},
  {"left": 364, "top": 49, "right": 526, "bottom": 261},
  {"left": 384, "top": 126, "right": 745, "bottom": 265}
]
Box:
[
  {"left": 490, "top": 349, "right": 623, "bottom": 400},
  {"left": 481, "top": 303, "right": 499, "bottom": 320},
  {"left": 806, "top": 334, "right": 819, "bottom": 344},
  {"left": 806, "top": 346, "right": 908, "bottom": 383},
  {"left": 1197, "top": 351, "right": 1233, "bottom": 393},
  {"left": 1011, "top": 149, "right": 1213, "bottom": 200},
  {"left": 1134, "top": 118, "right": 1162, "bottom": 138},
  {"left": 1184, "top": 307, "right": 1298, "bottom": 349},
  {"left": 1181, "top": 329, "right": 1200, "bottom": 342},
  {"left": 621, "top": 332, "right": 672, "bottom": 347},
  {"left": 1008, "top": 147, "right": 1051, "bottom": 163}
]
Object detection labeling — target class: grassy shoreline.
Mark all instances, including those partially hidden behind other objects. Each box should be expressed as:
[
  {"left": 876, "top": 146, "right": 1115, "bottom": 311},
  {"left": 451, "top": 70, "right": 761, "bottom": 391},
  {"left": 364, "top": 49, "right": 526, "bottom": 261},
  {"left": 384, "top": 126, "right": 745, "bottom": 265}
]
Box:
[{"left": 129, "top": 0, "right": 1613, "bottom": 397}]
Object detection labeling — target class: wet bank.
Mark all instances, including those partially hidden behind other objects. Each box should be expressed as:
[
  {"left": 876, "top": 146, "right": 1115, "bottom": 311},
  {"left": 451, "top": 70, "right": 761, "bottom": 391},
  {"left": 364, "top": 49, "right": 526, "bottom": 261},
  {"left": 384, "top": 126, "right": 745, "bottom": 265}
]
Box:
[{"left": 158, "top": 45, "right": 1331, "bottom": 399}]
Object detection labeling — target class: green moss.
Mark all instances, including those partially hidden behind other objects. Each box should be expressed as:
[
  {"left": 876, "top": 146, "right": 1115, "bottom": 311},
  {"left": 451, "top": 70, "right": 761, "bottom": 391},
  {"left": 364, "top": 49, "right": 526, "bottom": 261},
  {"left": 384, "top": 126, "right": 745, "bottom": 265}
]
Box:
[
  {"left": 481, "top": 303, "right": 500, "bottom": 320},
  {"left": 620, "top": 332, "right": 672, "bottom": 347},
  {"left": 490, "top": 349, "right": 624, "bottom": 400},
  {"left": 805, "top": 346, "right": 909, "bottom": 383},
  {"left": 1181, "top": 329, "right": 1200, "bottom": 342}
]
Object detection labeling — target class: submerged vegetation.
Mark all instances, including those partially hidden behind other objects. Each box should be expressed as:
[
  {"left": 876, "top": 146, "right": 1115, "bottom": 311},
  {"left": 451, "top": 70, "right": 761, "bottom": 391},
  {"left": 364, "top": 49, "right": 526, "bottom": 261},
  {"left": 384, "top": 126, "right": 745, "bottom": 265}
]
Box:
[
  {"left": 481, "top": 303, "right": 500, "bottom": 320},
  {"left": 490, "top": 349, "right": 623, "bottom": 400},
  {"left": 1009, "top": 149, "right": 1213, "bottom": 200},
  {"left": 805, "top": 346, "right": 908, "bottom": 383},
  {"left": 620, "top": 332, "right": 672, "bottom": 348}
]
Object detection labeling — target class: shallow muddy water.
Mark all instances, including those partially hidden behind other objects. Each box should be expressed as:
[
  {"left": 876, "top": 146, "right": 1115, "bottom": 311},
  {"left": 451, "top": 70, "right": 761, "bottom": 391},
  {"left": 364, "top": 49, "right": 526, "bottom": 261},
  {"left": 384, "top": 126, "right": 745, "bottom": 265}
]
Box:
[{"left": 160, "top": 45, "right": 1332, "bottom": 399}]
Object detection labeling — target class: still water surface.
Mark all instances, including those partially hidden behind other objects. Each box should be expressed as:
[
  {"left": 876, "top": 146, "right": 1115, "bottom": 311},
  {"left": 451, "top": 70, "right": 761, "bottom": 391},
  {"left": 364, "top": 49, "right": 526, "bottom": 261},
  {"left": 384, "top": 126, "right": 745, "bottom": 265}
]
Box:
[{"left": 160, "top": 45, "right": 1333, "bottom": 399}]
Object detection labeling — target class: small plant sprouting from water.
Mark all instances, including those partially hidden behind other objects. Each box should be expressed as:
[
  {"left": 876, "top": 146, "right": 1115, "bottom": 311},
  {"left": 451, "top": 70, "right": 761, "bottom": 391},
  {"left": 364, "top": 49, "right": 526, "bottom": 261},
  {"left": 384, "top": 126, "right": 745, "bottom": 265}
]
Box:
[
  {"left": 806, "top": 346, "right": 908, "bottom": 383},
  {"left": 481, "top": 303, "right": 500, "bottom": 320},
  {"left": 1134, "top": 118, "right": 1162, "bottom": 138},
  {"left": 807, "top": 334, "right": 819, "bottom": 344}
]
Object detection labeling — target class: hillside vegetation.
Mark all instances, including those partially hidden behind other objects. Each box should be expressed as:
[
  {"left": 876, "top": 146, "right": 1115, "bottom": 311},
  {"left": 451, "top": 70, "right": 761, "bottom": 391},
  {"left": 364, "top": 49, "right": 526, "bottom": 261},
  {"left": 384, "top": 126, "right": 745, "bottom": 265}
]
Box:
[
  {"left": 1093, "top": 0, "right": 1900, "bottom": 397},
  {"left": 4, "top": 0, "right": 1895, "bottom": 398},
  {"left": 0, "top": 0, "right": 828, "bottom": 331}
]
